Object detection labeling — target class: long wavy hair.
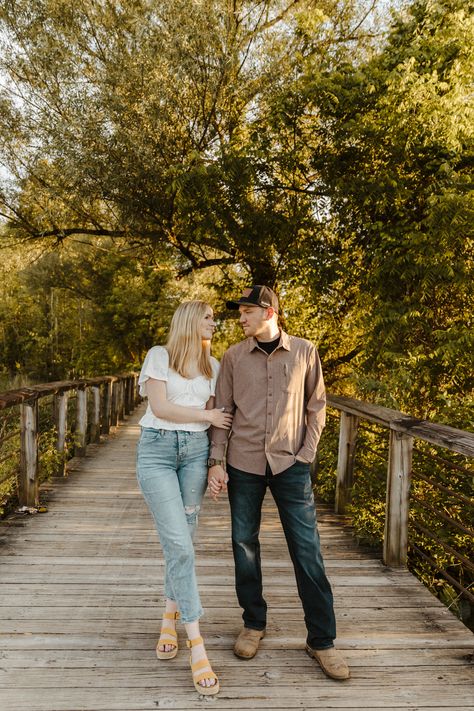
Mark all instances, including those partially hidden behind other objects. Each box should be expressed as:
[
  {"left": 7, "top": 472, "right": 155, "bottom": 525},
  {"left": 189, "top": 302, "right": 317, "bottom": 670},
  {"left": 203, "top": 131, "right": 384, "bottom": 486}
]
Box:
[{"left": 166, "top": 300, "right": 213, "bottom": 379}]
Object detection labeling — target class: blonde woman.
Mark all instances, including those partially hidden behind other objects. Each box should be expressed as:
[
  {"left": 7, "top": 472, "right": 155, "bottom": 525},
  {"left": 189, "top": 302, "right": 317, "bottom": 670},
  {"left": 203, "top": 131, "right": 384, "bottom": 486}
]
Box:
[{"left": 136, "top": 301, "right": 232, "bottom": 695}]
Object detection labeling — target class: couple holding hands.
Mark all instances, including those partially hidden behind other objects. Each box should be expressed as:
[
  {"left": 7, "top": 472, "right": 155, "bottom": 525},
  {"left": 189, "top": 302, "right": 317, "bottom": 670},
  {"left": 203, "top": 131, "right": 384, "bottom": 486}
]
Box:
[{"left": 136, "top": 285, "right": 349, "bottom": 696}]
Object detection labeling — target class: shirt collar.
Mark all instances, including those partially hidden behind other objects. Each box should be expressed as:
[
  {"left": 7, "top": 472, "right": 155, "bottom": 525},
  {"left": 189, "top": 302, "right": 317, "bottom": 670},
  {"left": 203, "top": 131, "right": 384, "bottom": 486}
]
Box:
[{"left": 248, "top": 330, "right": 291, "bottom": 352}]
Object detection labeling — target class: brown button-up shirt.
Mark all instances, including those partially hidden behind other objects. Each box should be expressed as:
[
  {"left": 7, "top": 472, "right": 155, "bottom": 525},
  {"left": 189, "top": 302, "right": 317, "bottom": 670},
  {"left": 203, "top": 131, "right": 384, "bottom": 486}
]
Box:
[{"left": 210, "top": 330, "right": 326, "bottom": 475}]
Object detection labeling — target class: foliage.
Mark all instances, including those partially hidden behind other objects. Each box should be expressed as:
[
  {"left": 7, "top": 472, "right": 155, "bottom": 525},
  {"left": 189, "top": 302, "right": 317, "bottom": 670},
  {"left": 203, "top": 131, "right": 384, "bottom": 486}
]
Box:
[
  {"left": 0, "top": 238, "right": 178, "bottom": 381},
  {"left": 0, "top": 404, "right": 20, "bottom": 516},
  {"left": 301, "top": 0, "right": 473, "bottom": 424},
  {"left": 0, "top": 0, "right": 384, "bottom": 285}
]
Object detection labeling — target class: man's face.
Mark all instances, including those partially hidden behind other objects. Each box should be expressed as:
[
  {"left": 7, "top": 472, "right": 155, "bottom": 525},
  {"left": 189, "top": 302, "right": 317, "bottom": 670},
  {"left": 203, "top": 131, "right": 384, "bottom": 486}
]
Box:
[{"left": 238, "top": 304, "right": 268, "bottom": 337}]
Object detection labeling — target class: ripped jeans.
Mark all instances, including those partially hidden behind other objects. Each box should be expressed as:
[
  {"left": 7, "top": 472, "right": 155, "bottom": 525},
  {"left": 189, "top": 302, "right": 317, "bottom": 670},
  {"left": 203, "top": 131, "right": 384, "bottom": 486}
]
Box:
[{"left": 136, "top": 427, "right": 209, "bottom": 622}]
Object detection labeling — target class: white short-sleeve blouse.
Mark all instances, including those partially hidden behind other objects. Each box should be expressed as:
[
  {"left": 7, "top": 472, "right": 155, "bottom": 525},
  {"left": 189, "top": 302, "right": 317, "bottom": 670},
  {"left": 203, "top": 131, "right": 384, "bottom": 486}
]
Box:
[{"left": 138, "top": 346, "right": 220, "bottom": 431}]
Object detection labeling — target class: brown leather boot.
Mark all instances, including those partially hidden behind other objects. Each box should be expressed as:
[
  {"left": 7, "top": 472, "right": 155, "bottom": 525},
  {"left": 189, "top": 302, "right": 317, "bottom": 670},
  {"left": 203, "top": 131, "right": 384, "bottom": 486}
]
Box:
[
  {"left": 305, "top": 645, "right": 350, "bottom": 680},
  {"left": 233, "top": 627, "right": 265, "bottom": 659}
]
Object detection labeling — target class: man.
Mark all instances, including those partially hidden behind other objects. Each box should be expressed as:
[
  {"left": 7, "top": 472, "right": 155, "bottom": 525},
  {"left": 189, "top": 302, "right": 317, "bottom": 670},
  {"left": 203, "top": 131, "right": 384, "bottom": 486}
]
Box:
[{"left": 207, "top": 285, "right": 349, "bottom": 681}]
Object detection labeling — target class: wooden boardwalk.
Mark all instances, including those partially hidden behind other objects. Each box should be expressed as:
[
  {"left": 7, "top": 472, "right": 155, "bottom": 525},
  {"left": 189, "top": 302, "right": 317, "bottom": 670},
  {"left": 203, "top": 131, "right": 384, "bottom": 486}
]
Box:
[{"left": 0, "top": 406, "right": 472, "bottom": 710}]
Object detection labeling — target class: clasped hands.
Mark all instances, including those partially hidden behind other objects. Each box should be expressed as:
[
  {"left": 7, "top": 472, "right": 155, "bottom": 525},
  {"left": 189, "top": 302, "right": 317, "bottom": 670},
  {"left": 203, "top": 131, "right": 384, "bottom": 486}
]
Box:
[{"left": 208, "top": 464, "right": 228, "bottom": 501}]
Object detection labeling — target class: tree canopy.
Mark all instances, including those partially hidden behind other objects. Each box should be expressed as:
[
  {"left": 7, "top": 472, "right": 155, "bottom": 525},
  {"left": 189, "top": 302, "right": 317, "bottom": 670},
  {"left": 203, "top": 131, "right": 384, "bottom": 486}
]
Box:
[{"left": 0, "top": 0, "right": 386, "bottom": 282}]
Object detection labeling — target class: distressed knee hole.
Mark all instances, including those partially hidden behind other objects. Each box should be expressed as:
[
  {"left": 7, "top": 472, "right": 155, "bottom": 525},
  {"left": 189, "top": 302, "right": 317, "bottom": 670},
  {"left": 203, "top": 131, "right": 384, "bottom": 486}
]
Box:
[{"left": 185, "top": 504, "right": 200, "bottom": 516}]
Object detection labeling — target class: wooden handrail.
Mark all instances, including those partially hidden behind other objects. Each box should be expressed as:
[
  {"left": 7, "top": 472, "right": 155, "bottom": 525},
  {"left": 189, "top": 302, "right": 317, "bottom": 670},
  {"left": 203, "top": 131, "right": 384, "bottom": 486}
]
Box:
[
  {"left": 327, "top": 395, "right": 474, "bottom": 457},
  {"left": 326, "top": 394, "right": 473, "bottom": 569},
  {"left": 0, "top": 374, "right": 140, "bottom": 509},
  {"left": 0, "top": 375, "right": 131, "bottom": 410}
]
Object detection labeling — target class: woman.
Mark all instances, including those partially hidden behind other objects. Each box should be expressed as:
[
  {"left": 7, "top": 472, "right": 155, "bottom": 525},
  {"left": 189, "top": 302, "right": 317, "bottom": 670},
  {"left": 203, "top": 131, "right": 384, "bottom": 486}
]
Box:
[{"left": 136, "top": 300, "right": 232, "bottom": 696}]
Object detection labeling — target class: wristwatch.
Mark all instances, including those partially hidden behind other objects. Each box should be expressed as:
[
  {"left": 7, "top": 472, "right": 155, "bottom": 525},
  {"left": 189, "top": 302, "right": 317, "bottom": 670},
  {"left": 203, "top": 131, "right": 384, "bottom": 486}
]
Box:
[{"left": 207, "top": 458, "right": 223, "bottom": 467}]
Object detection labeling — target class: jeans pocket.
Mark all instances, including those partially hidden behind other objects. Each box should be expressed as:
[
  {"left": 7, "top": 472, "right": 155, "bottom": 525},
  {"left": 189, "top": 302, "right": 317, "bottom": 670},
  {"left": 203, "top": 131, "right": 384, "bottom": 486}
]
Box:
[{"left": 139, "top": 427, "right": 163, "bottom": 444}]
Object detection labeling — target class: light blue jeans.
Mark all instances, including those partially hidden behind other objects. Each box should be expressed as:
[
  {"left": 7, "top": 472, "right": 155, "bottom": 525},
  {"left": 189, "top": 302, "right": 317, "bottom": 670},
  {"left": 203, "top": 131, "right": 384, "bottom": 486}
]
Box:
[{"left": 136, "top": 427, "right": 209, "bottom": 622}]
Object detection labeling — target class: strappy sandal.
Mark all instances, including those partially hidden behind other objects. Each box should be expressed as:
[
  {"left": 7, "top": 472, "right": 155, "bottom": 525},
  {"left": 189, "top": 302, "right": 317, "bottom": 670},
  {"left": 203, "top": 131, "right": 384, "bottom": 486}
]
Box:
[
  {"left": 156, "top": 611, "right": 180, "bottom": 660},
  {"left": 186, "top": 636, "right": 220, "bottom": 696}
]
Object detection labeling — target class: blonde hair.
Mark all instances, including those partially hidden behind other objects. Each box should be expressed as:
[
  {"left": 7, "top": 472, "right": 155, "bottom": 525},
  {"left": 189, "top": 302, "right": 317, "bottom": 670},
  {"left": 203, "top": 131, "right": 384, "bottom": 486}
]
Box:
[{"left": 166, "top": 300, "right": 213, "bottom": 379}]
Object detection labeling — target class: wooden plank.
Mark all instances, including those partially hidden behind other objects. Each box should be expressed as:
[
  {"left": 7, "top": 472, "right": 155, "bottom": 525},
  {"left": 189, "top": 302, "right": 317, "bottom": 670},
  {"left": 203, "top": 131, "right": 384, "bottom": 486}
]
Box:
[
  {"left": 384, "top": 430, "right": 413, "bottom": 566},
  {"left": 0, "top": 570, "right": 422, "bottom": 586},
  {"left": 74, "top": 386, "right": 88, "bottom": 457},
  {"left": 1, "top": 631, "right": 472, "bottom": 651},
  {"left": 90, "top": 385, "right": 101, "bottom": 444},
  {"left": 1, "top": 665, "right": 473, "bottom": 687},
  {"left": 335, "top": 412, "right": 359, "bottom": 513},
  {"left": 18, "top": 400, "right": 38, "bottom": 507},
  {"left": 1, "top": 617, "right": 468, "bottom": 635},
  {"left": 0, "top": 376, "right": 134, "bottom": 411},
  {"left": 0, "top": 647, "right": 470, "bottom": 669},
  {"left": 0, "top": 606, "right": 460, "bottom": 625},
  {"left": 0, "top": 686, "right": 473, "bottom": 711},
  {"left": 328, "top": 394, "right": 474, "bottom": 457},
  {"left": 101, "top": 380, "right": 112, "bottom": 435},
  {"left": 0, "top": 600, "right": 450, "bottom": 614},
  {"left": 53, "top": 390, "right": 68, "bottom": 476},
  {"left": 0, "top": 555, "right": 386, "bottom": 569}
]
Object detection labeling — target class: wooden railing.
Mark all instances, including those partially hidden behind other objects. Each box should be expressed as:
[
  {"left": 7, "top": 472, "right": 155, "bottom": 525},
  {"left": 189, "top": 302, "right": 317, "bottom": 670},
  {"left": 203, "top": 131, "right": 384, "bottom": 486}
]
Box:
[
  {"left": 327, "top": 394, "right": 474, "bottom": 606},
  {"left": 0, "top": 374, "right": 140, "bottom": 509},
  {"left": 1, "top": 380, "right": 472, "bottom": 607}
]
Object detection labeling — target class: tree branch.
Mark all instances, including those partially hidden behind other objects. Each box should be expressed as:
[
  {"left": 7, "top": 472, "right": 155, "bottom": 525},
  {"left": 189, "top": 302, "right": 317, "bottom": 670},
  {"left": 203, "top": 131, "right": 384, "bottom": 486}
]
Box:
[{"left": 177, "top": 256, "right": 237, "bottom": 278}]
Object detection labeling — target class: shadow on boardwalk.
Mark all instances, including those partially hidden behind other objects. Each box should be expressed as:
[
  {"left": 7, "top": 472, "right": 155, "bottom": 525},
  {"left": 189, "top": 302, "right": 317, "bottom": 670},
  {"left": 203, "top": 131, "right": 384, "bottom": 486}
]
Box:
[{"left": 0, "top": 406, "right": 472, "bottom": 710}]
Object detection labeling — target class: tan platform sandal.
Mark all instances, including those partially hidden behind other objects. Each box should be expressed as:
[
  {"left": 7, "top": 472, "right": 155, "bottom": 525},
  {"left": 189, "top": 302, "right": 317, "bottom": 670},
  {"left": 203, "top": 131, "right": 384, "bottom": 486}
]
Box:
[
  {"left": 186, "top": 636, "right": 219, "bottom": 696},
  {"left": 156, "top": 611, "right": 180, "bottom": 660}
]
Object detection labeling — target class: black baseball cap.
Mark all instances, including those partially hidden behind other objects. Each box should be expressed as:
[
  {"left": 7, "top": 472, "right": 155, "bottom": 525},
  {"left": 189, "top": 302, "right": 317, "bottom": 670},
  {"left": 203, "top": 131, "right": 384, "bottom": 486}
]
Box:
[{"left": 226, "top": 285, "right": 279, "bottom": 313}]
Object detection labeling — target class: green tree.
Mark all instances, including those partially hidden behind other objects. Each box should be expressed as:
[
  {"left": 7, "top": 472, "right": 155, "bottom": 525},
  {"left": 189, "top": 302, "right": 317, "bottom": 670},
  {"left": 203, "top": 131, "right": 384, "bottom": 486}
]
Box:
[
  {"left": 0, "top": 0, "right": 386, "bottom": 283},
  {"left": 302, "top": 0, "right": 473, "bottom": 422},
  {"left": 0, "top": 237, "right": 179, "bottom": 381}
]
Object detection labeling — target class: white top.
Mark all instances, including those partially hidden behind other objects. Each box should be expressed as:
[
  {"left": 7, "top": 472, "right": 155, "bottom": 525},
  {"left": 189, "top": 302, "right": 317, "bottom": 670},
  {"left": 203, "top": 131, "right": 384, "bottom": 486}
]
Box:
[{"left": 138, "top": 345, "right": 220, "bottom": 431}]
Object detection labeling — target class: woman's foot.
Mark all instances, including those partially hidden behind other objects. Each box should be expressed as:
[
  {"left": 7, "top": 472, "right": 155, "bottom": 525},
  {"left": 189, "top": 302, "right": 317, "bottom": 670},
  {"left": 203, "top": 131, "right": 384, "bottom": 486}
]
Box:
[
  {"left": 187, "top": 636, "right": 219, "bottom": 695},
  {"left": 156, "top": 609, "right": 179, "bottom": 659}
]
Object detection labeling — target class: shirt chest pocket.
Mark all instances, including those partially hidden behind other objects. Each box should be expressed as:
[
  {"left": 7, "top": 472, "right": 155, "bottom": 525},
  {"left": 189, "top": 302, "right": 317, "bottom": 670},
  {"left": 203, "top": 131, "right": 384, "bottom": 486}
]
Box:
[{"left": 281, "top": 361, "right": 305, "bottom": 394}]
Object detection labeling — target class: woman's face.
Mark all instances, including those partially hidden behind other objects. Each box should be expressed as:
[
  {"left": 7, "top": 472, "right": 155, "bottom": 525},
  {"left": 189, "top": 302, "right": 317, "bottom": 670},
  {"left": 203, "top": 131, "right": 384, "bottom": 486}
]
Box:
[{"left": 199, "top": 306, "right": 216, "bottom": 340}]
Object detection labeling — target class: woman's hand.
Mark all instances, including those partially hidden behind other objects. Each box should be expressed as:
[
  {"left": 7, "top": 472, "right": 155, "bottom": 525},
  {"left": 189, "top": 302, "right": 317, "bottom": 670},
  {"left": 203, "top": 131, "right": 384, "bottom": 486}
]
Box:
[
  {"left": 206, "top": 408, "right": 233, "bottom": 429},
  {"left": 208, "top": 465, "right": 229, "bottom": 500}
]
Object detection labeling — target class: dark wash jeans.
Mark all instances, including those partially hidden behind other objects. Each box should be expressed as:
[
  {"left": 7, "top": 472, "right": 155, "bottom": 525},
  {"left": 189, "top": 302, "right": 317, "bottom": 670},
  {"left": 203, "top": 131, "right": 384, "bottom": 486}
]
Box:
[{"left": 227, "top": 460, "right": 336, "bottom": 650}]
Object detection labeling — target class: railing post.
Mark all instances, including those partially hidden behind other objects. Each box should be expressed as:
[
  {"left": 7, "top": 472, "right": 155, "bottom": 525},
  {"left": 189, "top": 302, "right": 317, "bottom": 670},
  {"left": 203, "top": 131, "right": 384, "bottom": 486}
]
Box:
[
  {"left": 130, "top": 375, "right": 135, "bottom": 410},
  {"left": 383, "top": 429, "right": 413, "bottom": 567},
  {"left": 335, "top": 412, "right": 359, "bottom": 514},
  {"left": 133, "top": 374, "right": 139, "bottom": 406},
  {"left": 124, "top": 377, "right": 132, "bottom": 416},
  {"left": 90, "top": 385, "right": 101, "bottom": 444},
  {"left": 110, "top": 380, "right": 119, "bottom": 428},
  {"left": 101, "top": 380, "right": 112, "bottom": 435},
  {"left": 75, "top": 386, "right": 88, "bottom": 456},
  {"left": 19, "top": 399, "right": 39, "bottom": 507},
  {"left": 118, "top": 380, "right": 125, "bottom": 421},
  {"left": 54, "top": 390, "right": 68, "bottom": 476}
]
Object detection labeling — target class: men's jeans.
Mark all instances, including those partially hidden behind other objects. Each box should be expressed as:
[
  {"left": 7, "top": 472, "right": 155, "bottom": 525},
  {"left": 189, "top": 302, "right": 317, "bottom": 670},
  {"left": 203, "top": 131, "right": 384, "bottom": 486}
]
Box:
[
  {"left": 136, "top": 427, "right": 209, "bottom": 622},
  {"left": 227, "top": 460, "right": 336, "bottom": 649}
]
